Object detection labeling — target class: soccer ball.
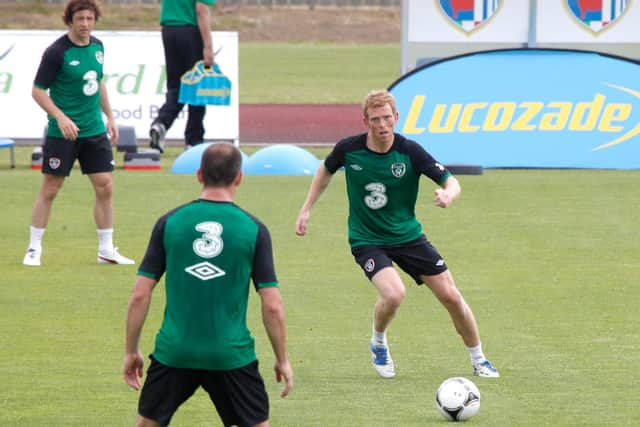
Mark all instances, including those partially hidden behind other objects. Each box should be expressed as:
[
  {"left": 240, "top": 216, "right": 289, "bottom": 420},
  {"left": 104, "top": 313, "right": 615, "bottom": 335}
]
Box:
[{"left": 435, "top": 377, "right": 481, "bottom": 421}]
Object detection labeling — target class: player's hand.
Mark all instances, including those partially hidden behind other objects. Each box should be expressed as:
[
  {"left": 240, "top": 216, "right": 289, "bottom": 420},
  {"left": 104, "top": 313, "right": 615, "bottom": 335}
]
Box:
[
  {"left": 274, "top": 359, "right": 293, "bottom": 398},
  {"left": 106, "top": 118, "right": 119, "bottom": 144},
  {"left": 434, "top": 188, "right": 453, "bottom": 208},
  {"left": 203, "top": 47, "right": 214, "bottom": 67},
  {"left": 56, "top": 115, "right": 79, "bottom": 141},
  {"left": 295, "top": 210, "right": 311, "bottom": 236},
  {"left": 123, "top": 351, "right": 145, "bottom": 391}
]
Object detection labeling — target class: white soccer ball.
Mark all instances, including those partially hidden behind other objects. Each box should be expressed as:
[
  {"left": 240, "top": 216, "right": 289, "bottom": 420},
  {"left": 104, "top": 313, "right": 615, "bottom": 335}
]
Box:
[{"left": 435, "top": 377, "right": 481, "bottom": 421}]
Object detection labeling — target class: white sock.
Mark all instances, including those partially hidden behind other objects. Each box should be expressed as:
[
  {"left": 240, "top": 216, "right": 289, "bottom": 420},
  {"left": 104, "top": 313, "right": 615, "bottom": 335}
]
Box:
[
  {"left": 97, "top": 228, "right": 114, "bottom": 254},
  {"left": 372, "top": 325, "right": 387, "bottom": 346},
  {"left": 467, "top": 343, "right": 486, "bottom": 364},
  {"left": 29, "top": 225, "right": 46, "bottom": 252}
]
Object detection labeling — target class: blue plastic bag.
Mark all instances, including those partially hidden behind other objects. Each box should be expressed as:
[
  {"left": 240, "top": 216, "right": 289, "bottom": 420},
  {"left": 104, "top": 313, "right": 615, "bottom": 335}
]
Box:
[{"left": 178, "top": 61, "right": 231, "bottom": 106}]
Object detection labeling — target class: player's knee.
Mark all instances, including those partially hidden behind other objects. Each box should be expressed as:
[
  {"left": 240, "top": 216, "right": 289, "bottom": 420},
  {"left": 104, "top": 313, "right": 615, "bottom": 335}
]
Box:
[
  {"left": 439, "top": 288, "right": 463, "bottom": 309},
  {"left": 94, "top": 180, "right": 113, "bottom": 199},
  {"left": 384, "top": 287, "right": 406, "bottom": 308},
  {"left": 40, "top": 182, "right": 62, "bottom": 200}
]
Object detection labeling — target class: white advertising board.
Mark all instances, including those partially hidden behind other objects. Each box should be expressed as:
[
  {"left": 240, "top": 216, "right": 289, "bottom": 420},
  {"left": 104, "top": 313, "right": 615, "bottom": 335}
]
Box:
[
  {"left": 401, "top": 0, "right": 640, "bottom": 73},
  {"left": 408, "top": 0, "right": 529, "bottom": 43},
  {"left": 535, "top": 0, "right": 640, "bottom": 43},
  {"left": 0, "top": 30, "right": 238, "bottom": 142}
]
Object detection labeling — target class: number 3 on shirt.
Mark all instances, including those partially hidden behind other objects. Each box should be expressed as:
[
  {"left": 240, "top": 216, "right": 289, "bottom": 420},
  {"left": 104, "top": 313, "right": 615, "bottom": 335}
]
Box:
[
  {"left": 82, "top": 70, "right": 99, "bottom": 96},
  {"left": 364, "top": 182, "right": 387, "bottom": 210},
  {"left": 193, "top": 222, "right": 224, "bottom": 258}
]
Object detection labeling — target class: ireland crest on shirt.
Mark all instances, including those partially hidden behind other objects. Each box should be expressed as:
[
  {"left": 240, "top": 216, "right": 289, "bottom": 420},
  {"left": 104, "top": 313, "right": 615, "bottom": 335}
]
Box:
[
  {"left": 391, "top": 163, "right": 406, "bottom": 178},
  {"left": 565, "top": 0, "right": 630, "bottom": 34},
  {"left": 438, "top": 0, "right": 502, "bottom": 34}
]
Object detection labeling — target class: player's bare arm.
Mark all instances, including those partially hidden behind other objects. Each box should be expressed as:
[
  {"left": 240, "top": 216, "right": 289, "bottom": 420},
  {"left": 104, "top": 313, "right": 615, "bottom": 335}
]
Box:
[
  {"left": 196, "top": 2, "right": 214, "bottom": 66},
  {"left": 32, "top": 85, "right": 79, "bottom": 141},
  {"left": 434, "top": 175, "right": 461, "bottom": 208},
  {"left": 99, "top": 80, "right": 118, "bottom": 143},
  {"left": 123, "top": 276, "right": 157, "bottom": 390},
  {"left": 259, "top": 287, "right": 293, "bottom": 397},
  {"left": 295, "top": 164, "right": 333, "bottom": 236}
]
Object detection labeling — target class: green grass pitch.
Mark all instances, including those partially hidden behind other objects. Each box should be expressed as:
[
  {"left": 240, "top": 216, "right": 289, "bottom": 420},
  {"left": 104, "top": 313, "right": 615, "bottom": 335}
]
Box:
[{"left": 1, "top": 146, "right": 638, "bottom": 425}]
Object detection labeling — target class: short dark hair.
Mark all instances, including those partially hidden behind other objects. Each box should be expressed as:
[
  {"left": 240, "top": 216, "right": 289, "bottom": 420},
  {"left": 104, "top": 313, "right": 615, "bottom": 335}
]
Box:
[
  {"left": 63, "top": 0, "right": 102, "bottom": 25},
  {"left": 200, "top": 143, "right": 242, "bottom": 187}
]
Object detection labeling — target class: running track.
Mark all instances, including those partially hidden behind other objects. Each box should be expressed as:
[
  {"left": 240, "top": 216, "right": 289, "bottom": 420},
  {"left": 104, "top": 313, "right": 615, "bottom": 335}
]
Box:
[
  {"left": 12, "top": 104, "right": 363, "bottom": 146},
  {"left": 240, "top": 104, "right": 363, "bottom": 144}
]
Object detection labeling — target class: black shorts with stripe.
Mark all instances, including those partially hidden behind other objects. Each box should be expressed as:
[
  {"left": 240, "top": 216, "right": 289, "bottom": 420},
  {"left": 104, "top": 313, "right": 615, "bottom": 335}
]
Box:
[
  {"left": 138, "top": 356, "right": 269, "bottom": 427},
  {"left": 351, "top": 235, "right": 448, "bottom": 284}
]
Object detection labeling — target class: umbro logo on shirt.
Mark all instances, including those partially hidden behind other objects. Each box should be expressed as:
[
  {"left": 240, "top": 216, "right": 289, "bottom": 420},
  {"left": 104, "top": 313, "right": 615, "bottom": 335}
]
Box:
[
  {"left": 185, "top": 261, "right": 226, "bottom": 281},
  {"left": 350, "top": 164, "right": 363, "bottom": 171},
  {"left": 69, "top": 60, "right": 80, "bottom": 66}
]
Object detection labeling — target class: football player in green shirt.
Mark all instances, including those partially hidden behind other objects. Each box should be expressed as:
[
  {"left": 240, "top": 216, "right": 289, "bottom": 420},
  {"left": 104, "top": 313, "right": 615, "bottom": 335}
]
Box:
[
  {"left": 124, "top": 143, "right": 293, "bottom": 426},
  {"left": 296, "top": 90, "right": 499, "bottom": 379},
  {"left": 23, "top": 0, "right": 134, "bottom": 267}
]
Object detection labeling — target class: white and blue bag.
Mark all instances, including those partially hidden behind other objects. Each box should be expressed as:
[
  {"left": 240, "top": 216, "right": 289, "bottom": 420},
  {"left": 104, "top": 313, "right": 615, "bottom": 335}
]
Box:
[{"left": 178, "top": 60, "right": 231, "bottom": 106}]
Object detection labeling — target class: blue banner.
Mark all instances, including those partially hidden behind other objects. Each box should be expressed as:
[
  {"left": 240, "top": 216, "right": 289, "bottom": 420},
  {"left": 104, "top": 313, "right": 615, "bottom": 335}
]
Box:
[{"left": 389, "top": 49, "right": 640, "bottom": 169}]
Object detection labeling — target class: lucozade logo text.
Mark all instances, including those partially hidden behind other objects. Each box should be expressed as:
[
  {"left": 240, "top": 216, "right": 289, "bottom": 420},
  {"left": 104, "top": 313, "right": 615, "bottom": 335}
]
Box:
[{"left": 402, "top": 83, "right": 640, "bottom": 152}]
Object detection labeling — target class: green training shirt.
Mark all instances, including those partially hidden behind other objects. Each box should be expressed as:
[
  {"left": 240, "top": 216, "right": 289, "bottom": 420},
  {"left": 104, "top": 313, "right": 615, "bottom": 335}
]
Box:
[
  {"left": 138, "top": 199, "right": 278, "bottom": 371},
  {"left": 34, "top": 35, "right": 106, "bottom": 138},
  {"left": 161, "top": 0, "right": 216, "bottom": 26},
  {"left": 324, "top": 133, "right": 452, "bottom": 247}
]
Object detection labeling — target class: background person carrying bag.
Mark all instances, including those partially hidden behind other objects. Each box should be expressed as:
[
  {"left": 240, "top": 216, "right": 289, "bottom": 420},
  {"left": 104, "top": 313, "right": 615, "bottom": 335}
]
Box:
[
  {"left": 179, "top": 60, "right": 232, "bottom": 106},
  {"left": 149, "top": 0, "right": 217, "bottom": 152}
]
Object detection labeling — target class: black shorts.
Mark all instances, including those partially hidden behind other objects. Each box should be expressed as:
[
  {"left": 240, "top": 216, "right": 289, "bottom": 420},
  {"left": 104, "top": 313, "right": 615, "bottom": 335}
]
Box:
[
  {"left": 42, "top": 134, "right": 114, "bottom": 176},
  {"left": 138, "top": 356, "right": 269, "bottom": 427},
  {"left": 351, "top": 235, "right": 448, "bottom": 284}
]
